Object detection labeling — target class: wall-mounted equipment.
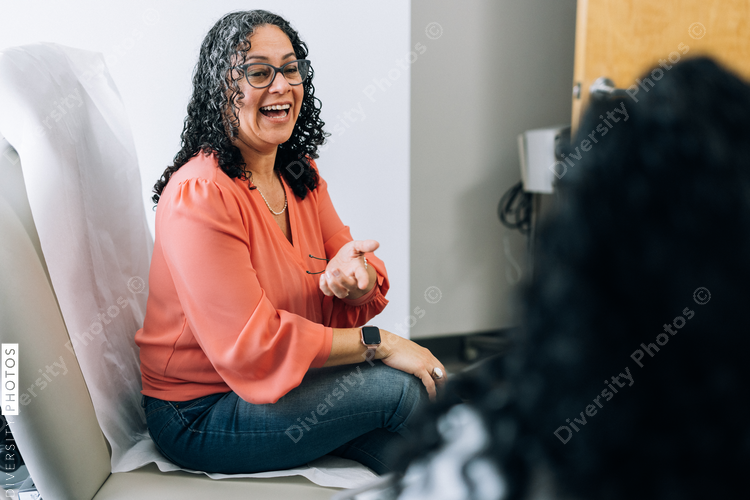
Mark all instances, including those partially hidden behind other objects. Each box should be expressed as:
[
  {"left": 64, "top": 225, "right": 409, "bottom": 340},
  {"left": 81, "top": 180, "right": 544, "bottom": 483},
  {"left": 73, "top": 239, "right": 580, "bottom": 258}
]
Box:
[{"left": 517, "top": 125, "right": 571, "bottom": 193}]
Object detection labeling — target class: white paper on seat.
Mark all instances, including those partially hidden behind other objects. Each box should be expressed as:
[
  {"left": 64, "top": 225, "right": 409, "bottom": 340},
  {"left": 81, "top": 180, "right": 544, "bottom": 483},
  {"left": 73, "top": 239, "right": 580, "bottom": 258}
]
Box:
[{"left": 0, "top": 43, "right": 377, "bottom": 489}]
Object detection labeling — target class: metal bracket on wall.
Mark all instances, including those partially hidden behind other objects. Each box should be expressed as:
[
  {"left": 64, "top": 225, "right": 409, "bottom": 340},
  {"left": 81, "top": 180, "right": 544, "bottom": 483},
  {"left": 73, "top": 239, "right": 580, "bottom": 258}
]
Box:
[{"left": 589, "top": 76, "right": 629, "bottom": 99}]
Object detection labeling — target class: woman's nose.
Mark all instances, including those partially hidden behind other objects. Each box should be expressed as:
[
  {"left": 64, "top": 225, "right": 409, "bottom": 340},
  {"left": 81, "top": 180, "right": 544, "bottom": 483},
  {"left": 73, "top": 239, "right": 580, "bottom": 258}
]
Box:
[{"left": 268, "top": 70, "right": 291, "bottom": 93}]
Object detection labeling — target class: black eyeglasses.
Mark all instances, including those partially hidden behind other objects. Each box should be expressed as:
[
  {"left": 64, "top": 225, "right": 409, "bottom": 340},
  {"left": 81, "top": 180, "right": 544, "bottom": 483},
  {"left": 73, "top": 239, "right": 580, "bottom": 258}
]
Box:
[
  {"left": 234, "top": 59, "right": 311, "bottom": 89},
  {"left": 306, "top": 254, "right": 329, "bottom": 275}
]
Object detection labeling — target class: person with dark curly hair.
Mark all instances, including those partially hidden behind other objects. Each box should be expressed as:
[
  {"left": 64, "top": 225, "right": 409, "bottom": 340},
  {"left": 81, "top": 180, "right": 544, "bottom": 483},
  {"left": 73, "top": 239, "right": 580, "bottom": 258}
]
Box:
[
  {"left": 383, "top": 56, "right": 750, "bottom": 500},
  {"left": 134, "top": 10, "right": 445, "bottom": 475}
]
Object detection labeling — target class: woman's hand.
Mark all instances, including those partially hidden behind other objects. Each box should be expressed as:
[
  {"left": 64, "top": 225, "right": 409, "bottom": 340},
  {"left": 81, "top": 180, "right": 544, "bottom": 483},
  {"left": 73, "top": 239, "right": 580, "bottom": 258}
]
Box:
[
  {"left": 377, "top": 329, "right": 447, "bottom": 401},
  {"left": 320, "top": 240, "right": 379, "bottom": 300}
]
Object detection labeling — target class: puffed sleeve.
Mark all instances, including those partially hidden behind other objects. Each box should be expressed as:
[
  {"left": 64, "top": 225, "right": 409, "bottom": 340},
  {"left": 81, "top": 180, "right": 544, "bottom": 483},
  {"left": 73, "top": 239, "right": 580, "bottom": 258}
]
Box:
[
  {"left": 314, "top": 169, "right": 390, "bottom": 328},
  {"left": 159, "top": 177, "right": 333, "bottom": 404}
]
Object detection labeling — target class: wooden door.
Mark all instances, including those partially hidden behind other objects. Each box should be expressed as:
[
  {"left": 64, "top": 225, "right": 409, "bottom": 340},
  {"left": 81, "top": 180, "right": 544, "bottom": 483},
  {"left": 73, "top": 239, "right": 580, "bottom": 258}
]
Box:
[{"left": 572, "top": 0, "right": 750, "bottom": 130}]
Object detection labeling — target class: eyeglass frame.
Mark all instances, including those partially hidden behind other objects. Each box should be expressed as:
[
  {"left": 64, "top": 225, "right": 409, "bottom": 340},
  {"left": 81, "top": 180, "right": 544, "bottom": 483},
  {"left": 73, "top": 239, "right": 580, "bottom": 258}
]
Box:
[
  {"left": 306, "top": 254, "right": 329, "bottom": 275},
  {"left": 233, "top": 59, "right": 312, "bottom": 89}
]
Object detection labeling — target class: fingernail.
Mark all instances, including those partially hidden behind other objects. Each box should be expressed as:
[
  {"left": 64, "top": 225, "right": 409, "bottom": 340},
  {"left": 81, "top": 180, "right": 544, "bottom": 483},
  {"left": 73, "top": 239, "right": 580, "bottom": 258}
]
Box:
[{"left": 332, "top": 269, "right": 340, "bottom": 277}]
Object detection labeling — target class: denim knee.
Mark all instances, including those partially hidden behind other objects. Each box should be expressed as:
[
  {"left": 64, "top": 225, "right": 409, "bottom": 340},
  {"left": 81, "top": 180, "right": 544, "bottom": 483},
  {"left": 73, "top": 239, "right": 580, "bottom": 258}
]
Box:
[{"left": 368, "top": 362, "right": 429, "bottom": 435}]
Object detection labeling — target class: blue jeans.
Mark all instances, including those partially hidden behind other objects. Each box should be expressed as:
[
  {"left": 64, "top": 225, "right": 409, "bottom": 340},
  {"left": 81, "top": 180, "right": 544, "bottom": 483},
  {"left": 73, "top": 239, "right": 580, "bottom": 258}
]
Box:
[{"left": 142, "top": 360, "right": 428, "bottom": 475}]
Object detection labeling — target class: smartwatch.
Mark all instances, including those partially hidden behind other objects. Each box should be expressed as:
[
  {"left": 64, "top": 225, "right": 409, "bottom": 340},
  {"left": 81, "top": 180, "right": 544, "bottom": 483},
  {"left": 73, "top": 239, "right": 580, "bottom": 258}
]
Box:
[{"left": 361, "top": 325, "right": 381, "bottom": 360}]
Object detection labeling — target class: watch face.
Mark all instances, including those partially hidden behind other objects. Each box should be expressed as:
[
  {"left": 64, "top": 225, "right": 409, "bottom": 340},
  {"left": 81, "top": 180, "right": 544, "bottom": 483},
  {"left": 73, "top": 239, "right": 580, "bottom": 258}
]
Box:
[{"left": 362, "top": 326, "right": 381, "bottom": 345}]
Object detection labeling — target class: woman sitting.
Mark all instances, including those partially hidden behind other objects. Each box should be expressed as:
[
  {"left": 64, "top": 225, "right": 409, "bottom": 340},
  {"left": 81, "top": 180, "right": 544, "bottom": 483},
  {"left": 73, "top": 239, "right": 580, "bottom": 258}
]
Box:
[{"left": 135, "top": 10, "right": 445, "bottom": 476}]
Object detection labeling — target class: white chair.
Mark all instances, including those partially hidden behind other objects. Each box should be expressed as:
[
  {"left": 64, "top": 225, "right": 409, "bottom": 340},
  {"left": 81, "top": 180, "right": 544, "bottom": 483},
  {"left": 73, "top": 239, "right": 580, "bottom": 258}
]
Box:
[{"left": 0, "top": 43, "right": 346, "bottom": 499}]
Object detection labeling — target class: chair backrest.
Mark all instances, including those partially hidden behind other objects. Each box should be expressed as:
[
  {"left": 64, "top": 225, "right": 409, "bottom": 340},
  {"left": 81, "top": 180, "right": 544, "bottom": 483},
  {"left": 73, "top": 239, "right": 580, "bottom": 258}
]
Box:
[
  {"left": 0, "top": 139, "right": 111, "bottom": 499},
  {"left": 0, "top": 42, "right": 154, "bottom": 496}
]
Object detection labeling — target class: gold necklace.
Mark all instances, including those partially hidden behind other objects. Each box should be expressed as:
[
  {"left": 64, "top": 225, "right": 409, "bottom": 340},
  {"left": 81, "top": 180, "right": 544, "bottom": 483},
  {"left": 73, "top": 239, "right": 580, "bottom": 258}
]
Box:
[{"left": 253, "top": 174, "right": 288, "bottom": 216}]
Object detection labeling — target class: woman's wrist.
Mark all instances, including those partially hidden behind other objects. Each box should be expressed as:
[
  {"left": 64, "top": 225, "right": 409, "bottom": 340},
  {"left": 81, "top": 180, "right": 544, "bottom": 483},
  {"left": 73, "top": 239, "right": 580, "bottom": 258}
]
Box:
[
  {"left": 375, "top": 329, "right": 397, "bottom": 360},
  {"left": 323, "top": 327, "right": 396, "bottom": 367},
  {"left": 342, "top": 282, "right": 378, "bottom": 306}
]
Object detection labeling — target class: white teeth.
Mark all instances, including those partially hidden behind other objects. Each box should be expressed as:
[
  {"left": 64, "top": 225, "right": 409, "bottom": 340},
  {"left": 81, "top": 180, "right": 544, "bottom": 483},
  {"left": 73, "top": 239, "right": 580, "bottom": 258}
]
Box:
[{"left": 260, "top": 104, "right": 291, "bottom": 111}]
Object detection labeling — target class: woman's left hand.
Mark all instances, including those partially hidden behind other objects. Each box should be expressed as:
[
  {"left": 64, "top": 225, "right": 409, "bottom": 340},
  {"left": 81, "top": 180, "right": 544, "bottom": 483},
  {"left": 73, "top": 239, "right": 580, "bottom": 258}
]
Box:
[{"left": 319, "top": 240, "right": 379, "bottom": 300}]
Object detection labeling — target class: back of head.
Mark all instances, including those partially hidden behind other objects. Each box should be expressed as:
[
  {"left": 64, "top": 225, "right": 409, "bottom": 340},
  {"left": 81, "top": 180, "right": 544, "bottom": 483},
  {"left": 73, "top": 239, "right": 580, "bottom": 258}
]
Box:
[
  {"left": 392, "top": 56, "right": 750, "bottom": 500},
  {"left": 512, "top": 56, "right": 750, "bottom": 499}
]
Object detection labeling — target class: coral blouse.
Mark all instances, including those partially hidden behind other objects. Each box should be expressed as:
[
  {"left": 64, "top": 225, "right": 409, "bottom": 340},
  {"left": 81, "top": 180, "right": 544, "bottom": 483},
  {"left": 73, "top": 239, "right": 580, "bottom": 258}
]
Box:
[{"left": 135, "top": 152, "right": 389, "bottom": 404}]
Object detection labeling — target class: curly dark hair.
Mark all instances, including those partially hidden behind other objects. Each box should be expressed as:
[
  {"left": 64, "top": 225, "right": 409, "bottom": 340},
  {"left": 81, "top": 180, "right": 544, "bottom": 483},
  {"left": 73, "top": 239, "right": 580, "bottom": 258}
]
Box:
[
  {"left": 395, "top": 56, "right": 750, "bottom": 500},
  {"left": 151, "top": 10, "right": 327, "bottom": 204}
]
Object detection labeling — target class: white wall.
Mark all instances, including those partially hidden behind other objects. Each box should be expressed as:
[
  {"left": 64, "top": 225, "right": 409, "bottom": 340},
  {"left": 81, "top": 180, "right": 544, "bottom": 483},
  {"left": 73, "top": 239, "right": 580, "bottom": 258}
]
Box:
[
  {"left": 0, "top": 0, "right": 410, "bottom": 333},
  {"left": 410, "top": 0, "right": 577, "bottom": 337}
]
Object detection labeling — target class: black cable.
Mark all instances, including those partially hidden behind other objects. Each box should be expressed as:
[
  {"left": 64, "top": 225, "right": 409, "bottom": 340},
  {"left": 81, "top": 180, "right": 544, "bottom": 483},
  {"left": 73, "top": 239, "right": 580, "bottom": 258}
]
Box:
[{"left": 497, "top": 180, "right": 533, "bottom": 235}]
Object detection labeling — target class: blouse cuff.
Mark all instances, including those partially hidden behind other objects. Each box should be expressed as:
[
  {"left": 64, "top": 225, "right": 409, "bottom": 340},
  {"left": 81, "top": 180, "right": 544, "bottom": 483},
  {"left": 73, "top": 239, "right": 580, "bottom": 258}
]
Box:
[{"left": 311, "top": 326, "right": 334, "bottom": 367}]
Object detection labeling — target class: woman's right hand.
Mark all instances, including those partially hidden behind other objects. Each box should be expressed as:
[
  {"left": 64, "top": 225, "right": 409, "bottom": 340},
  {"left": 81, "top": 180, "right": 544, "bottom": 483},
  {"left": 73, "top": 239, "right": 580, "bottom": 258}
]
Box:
[{"left": 377, "top": 329, "right": 446, "bottom": 401}]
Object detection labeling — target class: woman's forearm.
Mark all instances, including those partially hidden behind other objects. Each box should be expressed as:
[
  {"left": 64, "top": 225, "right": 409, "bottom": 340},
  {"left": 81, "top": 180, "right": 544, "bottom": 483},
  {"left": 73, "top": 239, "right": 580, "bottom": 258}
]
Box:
[
  {"left": 321, "top": 327, "right": 446, "bottom": 400},
  {"left": 322, "top": 327, "right": 386, "bottom": 367}
]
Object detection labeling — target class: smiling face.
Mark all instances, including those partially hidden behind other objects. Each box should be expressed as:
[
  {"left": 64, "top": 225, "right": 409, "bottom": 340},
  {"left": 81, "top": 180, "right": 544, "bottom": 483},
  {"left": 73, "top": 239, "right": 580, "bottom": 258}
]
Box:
[{"left": 230, "top": 24, "right": 304, "bottom": 157}]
